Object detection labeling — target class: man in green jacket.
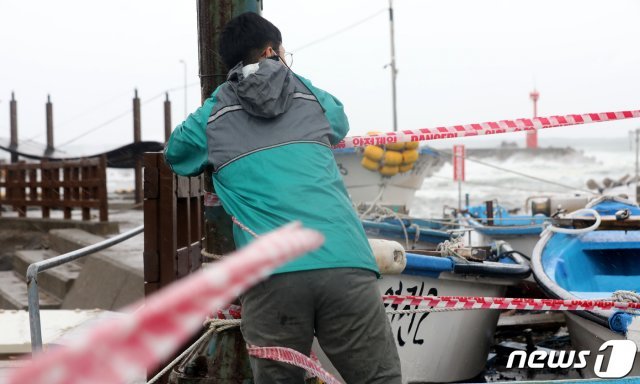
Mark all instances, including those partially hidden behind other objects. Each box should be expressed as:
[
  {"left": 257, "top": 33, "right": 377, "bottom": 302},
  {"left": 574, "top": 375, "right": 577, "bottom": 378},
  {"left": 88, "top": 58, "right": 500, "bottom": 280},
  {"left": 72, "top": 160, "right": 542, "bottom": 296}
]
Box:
[{"left": 165, "top": 12, "right": 401, "bottom": 384}]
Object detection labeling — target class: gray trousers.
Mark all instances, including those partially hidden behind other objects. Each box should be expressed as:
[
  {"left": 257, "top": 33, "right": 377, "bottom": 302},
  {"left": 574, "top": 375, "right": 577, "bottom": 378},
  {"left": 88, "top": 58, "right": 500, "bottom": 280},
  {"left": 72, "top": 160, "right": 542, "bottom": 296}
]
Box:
[{"left": 239, "top": 268, "right": 402, "bottom": 384}]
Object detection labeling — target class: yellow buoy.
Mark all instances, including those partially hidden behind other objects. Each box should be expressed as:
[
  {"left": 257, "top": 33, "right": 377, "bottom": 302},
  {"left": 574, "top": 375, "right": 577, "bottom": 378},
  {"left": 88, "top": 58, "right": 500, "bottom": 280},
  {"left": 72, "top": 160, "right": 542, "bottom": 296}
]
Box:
[
  {"left": 385, "top": 142, "right": 405, "bottom": 151},
  {"left": 383, "top": 150, "right": 404, "bottom": 166},
  {"left": 363, "top": 145, "right": 384, "bottom": 161},
  {"left": 379, "top": 165, "right": 400, "bottom": 177},
  {"left": 399, "top": 163, "right": 414, "bottom": 173},
  {"left": 361, "top": 156, "right": 380, "bottom": 172},
  {"left": 402, "top": 149, "right": 419, "bottom": 164},
  {"left": 404, "top": 141, "right": 419, "bottom": 150}
]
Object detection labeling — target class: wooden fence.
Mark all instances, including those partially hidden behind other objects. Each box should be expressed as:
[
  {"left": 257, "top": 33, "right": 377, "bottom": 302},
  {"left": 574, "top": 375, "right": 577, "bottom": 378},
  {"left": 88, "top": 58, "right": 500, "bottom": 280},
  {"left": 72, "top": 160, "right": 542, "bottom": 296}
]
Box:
[
  {"left": 143, "top": 152, "right": 204, "bottom": 296},
  {"left": 0, "top": 157, "right": 108, "bottom": 221}
]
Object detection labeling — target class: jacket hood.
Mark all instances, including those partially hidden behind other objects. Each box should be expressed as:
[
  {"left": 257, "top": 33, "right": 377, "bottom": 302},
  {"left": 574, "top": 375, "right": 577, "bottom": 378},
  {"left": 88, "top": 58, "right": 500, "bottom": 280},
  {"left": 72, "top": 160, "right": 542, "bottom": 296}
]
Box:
[{"left": 227, "top": 59, "right": 295, "bottom": 118}]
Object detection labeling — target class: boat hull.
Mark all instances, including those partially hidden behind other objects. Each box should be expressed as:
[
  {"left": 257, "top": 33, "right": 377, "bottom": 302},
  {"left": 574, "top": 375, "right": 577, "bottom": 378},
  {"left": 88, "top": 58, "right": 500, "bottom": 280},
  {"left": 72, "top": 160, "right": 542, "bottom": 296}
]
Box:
[
  {"left": 313, "top": 273, "right": 514, "bottom": 383},
  {"left": 333, "top": 148, "right": 443, "bottom": 211},
  {"left": 565, "top": 312, "right": 640, "bottom": 379}
]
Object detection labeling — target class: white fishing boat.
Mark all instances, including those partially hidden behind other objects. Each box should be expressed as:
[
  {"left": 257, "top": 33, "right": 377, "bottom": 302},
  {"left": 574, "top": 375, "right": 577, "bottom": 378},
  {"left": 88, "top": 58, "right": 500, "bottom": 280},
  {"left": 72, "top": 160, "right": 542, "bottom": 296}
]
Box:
[
  {"left": 333, "top": 147, "right": 444, "bottom": 212},
  {"left": 314, "top": 239, "right": 531, "bottom": 383}
]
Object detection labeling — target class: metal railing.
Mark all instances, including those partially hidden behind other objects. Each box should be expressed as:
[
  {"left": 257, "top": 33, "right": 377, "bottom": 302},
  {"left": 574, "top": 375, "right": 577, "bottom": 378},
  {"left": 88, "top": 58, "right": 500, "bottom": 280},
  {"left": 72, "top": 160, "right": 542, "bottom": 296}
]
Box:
[{"left": 27, "top": 225, "right": 144, "bottom": 352}]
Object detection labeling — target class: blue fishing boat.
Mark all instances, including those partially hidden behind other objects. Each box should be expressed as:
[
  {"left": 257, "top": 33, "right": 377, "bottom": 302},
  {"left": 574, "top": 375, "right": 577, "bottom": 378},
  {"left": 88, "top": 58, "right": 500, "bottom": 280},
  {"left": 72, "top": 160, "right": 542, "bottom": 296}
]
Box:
[
  {"left": 315, "top": 239, "right": 531, "bottom": 383},
  {"left": 462, "top": 201, "right": 548, "bottom": 257},
  {"left": 531, "top": 196, "right": 640, "bottom": 378},
  {"left": 361, "top": 217, "right": 455, "bottom": 250}
]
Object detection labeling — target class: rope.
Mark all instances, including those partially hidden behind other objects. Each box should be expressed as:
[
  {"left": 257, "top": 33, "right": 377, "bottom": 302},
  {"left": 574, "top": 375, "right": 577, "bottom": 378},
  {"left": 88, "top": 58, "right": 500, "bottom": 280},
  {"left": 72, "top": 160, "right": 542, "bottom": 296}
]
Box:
[
  {"left": 436, "top": 237, "right": 465, "bottom": 257},
  {"left": 358, "top": 184, "right": 387, "bottom": 219},
  {"left": 201, "top": 248, "right": 224, "bottom": 261},
  {"left": 546, "top": 208, "right": 602, "bottom": 235},
  {"left": 147, "top": 318, "right": 241, "bottom": 384},
  {"left": 409, "top": 223, "right": 421, "bottom": 248},
  {"left": 232, "top": 216, "right": 260, "bottom": 238}
]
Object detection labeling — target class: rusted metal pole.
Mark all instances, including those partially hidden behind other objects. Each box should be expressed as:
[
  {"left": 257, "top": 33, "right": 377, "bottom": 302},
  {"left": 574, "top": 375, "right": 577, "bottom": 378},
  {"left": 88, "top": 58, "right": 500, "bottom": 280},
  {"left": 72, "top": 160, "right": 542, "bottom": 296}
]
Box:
[
  {"left": 198, "top": 0, "right": 262, "bottom": 257},
  {"left": 133, "top": 89, "right": 142, "bottom": 204},
  {"left": 164, "top": 93, "right": 172, "bottom": 142},
  {"left": 45, "top": 94, "right": 54, "bottom": 156},
  {"left": 9, "top": 91, "right": 18, "bottom": 163},
  {"left": 486, "top": 200, "right": 494, "bottom": 226}
]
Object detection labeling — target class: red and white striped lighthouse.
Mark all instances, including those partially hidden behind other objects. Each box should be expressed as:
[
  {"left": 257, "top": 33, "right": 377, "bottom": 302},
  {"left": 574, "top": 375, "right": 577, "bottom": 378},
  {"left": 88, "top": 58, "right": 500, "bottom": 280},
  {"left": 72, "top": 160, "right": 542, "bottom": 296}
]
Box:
[{"left": 526, "top": 89, "right": 540, "bottom": 149}]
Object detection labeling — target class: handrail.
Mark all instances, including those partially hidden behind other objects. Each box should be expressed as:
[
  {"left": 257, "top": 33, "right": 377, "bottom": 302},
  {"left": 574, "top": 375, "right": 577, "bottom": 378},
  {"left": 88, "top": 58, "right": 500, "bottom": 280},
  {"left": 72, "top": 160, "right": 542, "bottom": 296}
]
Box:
[{"left": 27, "top": 225, "right": 144, "bottom": 352}]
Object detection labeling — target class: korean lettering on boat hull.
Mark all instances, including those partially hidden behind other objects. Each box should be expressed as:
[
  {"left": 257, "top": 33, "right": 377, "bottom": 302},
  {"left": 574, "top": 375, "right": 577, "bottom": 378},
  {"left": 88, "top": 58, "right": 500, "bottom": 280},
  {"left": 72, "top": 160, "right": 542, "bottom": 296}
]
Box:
[{"left": 383, "top": 280, "right": 437, "bottom": 347}]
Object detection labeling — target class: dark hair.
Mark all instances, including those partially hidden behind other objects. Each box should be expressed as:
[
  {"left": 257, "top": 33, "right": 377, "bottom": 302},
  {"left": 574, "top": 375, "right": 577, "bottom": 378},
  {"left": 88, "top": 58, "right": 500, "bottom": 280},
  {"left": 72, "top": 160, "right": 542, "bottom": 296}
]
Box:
[{"left": 219, "top": 12, "right": 282, "bottom": 69}]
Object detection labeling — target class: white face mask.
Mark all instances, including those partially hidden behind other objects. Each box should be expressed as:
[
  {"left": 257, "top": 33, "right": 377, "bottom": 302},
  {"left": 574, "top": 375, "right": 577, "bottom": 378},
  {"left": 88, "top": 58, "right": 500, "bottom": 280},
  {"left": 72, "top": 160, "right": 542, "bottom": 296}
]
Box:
[{"left": 241, "top": 62, "right": 260, "bottom": 79}]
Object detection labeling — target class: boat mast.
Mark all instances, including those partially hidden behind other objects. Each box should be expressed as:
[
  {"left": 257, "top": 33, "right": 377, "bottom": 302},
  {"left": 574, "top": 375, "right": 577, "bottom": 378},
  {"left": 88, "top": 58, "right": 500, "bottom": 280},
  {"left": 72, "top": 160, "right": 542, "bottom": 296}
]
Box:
[
  {"left": 388, "top": 0, "right": 398, "bottom": 132},
  {"left": 635, "top": 128, "right": 640, "bottom": 202}
]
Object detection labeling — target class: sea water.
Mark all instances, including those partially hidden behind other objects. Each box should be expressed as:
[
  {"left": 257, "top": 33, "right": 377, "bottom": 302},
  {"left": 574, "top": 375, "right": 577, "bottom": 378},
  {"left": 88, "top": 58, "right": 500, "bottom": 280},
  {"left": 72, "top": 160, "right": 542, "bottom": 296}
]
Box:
[{"left": 411, "top": 137, "right": 637, "bottom": 218}]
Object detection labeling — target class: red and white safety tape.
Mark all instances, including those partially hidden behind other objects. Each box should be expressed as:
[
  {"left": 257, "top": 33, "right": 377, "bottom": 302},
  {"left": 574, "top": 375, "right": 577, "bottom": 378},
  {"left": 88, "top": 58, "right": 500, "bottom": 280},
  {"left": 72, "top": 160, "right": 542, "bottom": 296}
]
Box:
[
  {"left": 334, "top": 109, "right": 640, "bottom": 148},
  {"left": 6, "top": 222, "right": 324, "bottom": 384},
  {"left": 214, "top": 295, "right": 640, "bottom": 321},
  {"left": 383, "top": 295, "right": 640, "bottom": 312},
  {"left": 247, "top": 345, "right": 341, "bottom": 384}
]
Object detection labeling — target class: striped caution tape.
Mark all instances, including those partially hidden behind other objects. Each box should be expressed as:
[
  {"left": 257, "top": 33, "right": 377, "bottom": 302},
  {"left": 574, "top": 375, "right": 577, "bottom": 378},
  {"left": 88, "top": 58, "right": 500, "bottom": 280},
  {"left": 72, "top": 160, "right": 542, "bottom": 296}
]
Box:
[
  {"left": 334, "top": 109, "right": 640, "bottom": 148},
  {"left": 246, "top": 346, "right": 342, "bottom": 384},
  {"left": 215, "top": 294, "right": 640, "bottom": 321},
  {"left": 215, "top": 304, "right": 243, "bottom": 320},
  {"left": 6, "top": 222, "right": 324, "bottom": 384},
  {"left": 383, "top": 295, "right": 640, "bottom": 312}
]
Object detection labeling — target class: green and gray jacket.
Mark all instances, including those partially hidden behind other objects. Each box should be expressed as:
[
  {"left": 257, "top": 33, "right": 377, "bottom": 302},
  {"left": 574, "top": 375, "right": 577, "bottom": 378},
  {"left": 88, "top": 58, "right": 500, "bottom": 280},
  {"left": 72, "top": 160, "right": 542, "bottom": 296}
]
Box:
[{"left": 165, "top": 59, "right": 378, "bottom": 275}]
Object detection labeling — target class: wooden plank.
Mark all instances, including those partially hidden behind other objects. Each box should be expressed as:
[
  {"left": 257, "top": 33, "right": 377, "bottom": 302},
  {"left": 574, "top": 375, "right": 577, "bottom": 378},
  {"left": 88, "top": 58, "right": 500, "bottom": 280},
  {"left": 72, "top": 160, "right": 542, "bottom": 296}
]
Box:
[
  {"left": 28, "top": 169, "right": 38, "bottom": 201},
  {"left": 176, "top": 247, "right": 190, "bottom": 278},
  {"left": 63, "top": 167, "right": 72, "bottom": 219},
  {"left": 554, "top": 216, "right": 640, "bottom": 231},
  {"left": 16, "top": 168, "right": 27, "bottom": 217},
  {"left": 176, "top": 177, "right": 191, "bottom": 198},
  {"left": 40, "top": 163, "right": 53, "bottom": 219},
  {"left": 189, "top": 241, "right": 202, "bottom": 273},
  {"left": 0, "top": 180, "right": 103, "bottom": 189},
  {"left": 81, "top": 165, "right": 91, "bottom": 220},
  {"left": 97, "top": 156, "right": 108, "bottom": 222},
  {"left": 143, "top": 153, "right": 160, "bottom": 286},
  {"left": 0, "top": 158, "right": 101, "bottom": 171},
  {"left": 0, "top": 199, "right": 102, "bottom": 208},
  {"left": 158, "top": 155, "right": 177, "bottom": 287}
]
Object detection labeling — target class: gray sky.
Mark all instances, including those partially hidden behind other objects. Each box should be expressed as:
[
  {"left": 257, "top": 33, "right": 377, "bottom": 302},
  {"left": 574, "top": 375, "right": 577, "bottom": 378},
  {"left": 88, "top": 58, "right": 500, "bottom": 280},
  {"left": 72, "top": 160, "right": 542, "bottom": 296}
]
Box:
[{"left": 1, "top": 0, "right": 639, "bottom": 151}]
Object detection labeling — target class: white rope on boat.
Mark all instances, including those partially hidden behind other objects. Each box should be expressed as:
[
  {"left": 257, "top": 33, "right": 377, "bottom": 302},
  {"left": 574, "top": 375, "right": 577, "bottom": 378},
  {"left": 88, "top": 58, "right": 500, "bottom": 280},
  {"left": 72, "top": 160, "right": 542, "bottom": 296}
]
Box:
[
  {"left": 436, "top": 237, "right": 465, "bottom": 258},
  {"left": 612, "top": 290, "right": 640, "bottom": 312},
  {"left": 358, "top": 198, "right": 411, "bottom": 249},
  {"left": 545, "top": 208, "right": 602, "bottom": 235},
  {"left": 386, "top": 307, "right": 478, "bottom": 315},
  {"left": 146, "top": 318, "right": 241, "bottom": 384}
]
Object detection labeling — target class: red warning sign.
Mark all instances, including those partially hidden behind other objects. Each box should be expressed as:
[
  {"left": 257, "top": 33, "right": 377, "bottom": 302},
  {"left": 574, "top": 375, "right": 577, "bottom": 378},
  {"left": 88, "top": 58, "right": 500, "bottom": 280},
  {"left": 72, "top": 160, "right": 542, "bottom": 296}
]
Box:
[{"left": 453, "top": 145, "right": 465, "bottom": 182}]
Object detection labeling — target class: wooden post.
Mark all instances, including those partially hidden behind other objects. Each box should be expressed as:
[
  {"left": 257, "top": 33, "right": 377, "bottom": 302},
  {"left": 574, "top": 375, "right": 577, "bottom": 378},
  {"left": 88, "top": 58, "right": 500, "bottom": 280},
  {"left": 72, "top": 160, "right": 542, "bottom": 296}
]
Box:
[
  {"left": 143, "top": 152, "right": 178, "bottom": 296},
  {"left": 98, "top": 156, "right": 109, "bottom": 222},
  {"left": 197, "top": 0, "right": 263, "bottom": 258},
  {"left": 485, "top": 200, "right": 494, "bottom": 226},
  {"left": 81, "top": 164, "right": 91, "bottom": 220},
  {"left": 63, "top": 166, "right": 72, "bottom": 219},
  {"left": 164, "top": 93, "right": 172, "bottom": 142},
  {"left": 46, "top": 94, "right": 54, "bottom": 156},
  {"left": 133, "top": 89, "right": 143, "bottom": 204},
  {"left": 9, "top": 92, "right": 18, "bottom": 163}
]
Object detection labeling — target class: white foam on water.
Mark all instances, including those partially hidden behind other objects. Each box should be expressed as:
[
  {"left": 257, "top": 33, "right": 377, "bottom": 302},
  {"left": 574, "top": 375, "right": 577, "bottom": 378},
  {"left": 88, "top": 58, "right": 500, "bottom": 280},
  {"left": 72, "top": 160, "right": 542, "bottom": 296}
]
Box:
[{"left": 412, "top": 138, "right": 636, "bottom": 218}]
